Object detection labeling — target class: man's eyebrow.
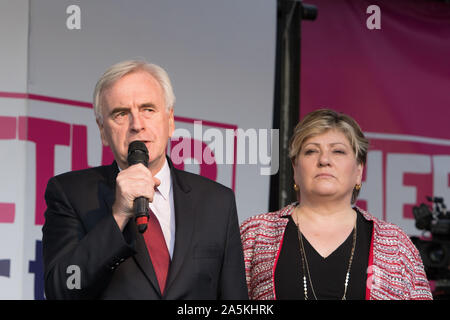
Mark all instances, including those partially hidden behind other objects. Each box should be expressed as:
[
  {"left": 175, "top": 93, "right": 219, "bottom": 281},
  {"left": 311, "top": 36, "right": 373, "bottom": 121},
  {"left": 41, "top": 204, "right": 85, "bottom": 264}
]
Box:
[
  {"left": 139, "top": 103, "right": 156, "bottom": 109},
  {"left": 110, "top": 107, "right": 130, "bottom": 115},
  {"left": 109, "top": 103, "right": 157, "bottom": 116}
]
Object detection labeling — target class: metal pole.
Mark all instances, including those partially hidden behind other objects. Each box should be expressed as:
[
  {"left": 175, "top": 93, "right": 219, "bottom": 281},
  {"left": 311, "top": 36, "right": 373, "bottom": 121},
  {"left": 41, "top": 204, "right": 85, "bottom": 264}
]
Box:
[{"left": 269, "top": 0, "right": 317, "bottom": 211}]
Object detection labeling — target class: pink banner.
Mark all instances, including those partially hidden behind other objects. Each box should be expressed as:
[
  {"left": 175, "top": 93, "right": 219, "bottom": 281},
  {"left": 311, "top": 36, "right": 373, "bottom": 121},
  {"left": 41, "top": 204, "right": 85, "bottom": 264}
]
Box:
[{"left": 300, "top": 0, "right": 450, "bottom": 233}]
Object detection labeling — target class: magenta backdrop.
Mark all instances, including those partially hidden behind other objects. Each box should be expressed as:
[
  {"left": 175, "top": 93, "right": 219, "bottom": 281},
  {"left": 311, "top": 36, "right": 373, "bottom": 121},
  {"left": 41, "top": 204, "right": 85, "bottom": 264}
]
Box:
[{"left": 300, "top": 0, "right": 450, "bottom": 231}]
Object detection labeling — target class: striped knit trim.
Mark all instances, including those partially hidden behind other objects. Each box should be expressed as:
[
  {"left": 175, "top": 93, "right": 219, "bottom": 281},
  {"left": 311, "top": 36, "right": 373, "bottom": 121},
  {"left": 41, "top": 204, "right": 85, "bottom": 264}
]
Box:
[{"left": 240, "top": 203, "right": 433, "bottom": 300}]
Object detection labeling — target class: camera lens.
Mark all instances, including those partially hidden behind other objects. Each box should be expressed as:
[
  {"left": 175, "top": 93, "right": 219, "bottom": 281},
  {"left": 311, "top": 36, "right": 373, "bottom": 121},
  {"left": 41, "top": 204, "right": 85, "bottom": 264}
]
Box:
[{"left": 428, "top": 244, "right": 445, "bottom": 264}]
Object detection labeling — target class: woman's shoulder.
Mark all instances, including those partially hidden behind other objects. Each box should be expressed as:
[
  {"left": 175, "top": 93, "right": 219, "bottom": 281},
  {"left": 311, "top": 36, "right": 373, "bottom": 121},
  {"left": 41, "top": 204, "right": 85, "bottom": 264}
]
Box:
[
  {"left": 356, "top": 206, "right": 418, "bottom": 252},
  {"left": 240, "top": 203, "right": 296, "bottom": 232},
  {"left": 356, "top": 206, "right": 404, "bottom": 232}
]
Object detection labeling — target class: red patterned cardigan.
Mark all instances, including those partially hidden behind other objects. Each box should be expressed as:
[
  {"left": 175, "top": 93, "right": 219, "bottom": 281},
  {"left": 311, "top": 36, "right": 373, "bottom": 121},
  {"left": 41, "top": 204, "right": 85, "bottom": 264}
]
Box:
[{"left": 239, "top": 203, "right": 433, "bottom": 300}]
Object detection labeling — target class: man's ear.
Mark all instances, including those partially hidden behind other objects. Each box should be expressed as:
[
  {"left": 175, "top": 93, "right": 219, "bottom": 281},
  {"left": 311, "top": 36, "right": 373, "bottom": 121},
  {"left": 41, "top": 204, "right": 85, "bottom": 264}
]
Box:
[
  {"left": 167, "top": 108, "right": 175, "bottom": 138},
  {"left": 96, "top": 118, "right": 109, "bottom": 147}
]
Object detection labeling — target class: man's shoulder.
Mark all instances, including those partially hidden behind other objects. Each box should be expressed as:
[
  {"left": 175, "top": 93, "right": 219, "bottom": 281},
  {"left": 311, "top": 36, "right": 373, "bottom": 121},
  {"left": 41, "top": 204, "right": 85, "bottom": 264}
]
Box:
[
  {"left": 173, "top": 168, "right": 233, "bottom": 195},
  {"left": 50, "top": 163, "right": 115, "bottom": 187}
]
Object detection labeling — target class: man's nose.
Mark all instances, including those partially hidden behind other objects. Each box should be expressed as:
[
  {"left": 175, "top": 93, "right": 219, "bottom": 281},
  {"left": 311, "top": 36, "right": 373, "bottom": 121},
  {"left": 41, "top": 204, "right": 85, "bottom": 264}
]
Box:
[{"left": 130, "top": 111, "right": 144, "bottom": 132}]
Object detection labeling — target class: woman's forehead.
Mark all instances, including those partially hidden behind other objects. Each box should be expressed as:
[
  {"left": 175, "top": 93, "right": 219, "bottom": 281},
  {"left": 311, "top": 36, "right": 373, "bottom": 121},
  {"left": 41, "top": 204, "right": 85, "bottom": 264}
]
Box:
[{"left": 302, "top": 129, "right": 351, "bottom": 146}]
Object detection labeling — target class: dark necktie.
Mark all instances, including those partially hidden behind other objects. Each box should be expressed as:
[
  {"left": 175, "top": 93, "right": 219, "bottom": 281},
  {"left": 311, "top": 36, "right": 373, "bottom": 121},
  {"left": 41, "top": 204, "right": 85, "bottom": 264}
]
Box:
[{"left": 142, "top": 209, "right": 170, "bottom": 294}]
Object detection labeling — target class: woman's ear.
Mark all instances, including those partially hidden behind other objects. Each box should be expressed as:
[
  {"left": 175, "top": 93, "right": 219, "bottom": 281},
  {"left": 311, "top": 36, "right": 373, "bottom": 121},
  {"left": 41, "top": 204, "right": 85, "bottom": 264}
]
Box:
[
  {"left": 356, "top": 162, "right": 363, "bottom": 185},
  {"left": 291, "top": 157, "right": 297, "bottom": 177}
]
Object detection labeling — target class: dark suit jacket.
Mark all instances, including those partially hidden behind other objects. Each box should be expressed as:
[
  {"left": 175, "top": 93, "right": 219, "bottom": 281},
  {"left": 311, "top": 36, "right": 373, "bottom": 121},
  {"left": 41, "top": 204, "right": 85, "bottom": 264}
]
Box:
[{"left": 42, "top": 159, "right": 248, "bottom": 300}]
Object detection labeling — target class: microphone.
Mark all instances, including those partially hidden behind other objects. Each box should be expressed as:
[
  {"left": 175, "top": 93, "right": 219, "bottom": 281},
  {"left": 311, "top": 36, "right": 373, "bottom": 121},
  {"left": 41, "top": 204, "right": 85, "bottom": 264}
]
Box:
[{"left": 127, "top": 140, "right": 150, "bottom": 233}]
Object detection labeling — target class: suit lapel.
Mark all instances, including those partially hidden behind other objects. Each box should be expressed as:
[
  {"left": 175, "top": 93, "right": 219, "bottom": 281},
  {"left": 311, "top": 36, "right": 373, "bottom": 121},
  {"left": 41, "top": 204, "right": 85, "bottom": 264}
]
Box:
[
  {"left": 100, "top": 161, "right": 119, "bottom": 214},
  {"left": 100, "top": 159, "right": 197, "bottom": 297},
  {"left": 100, "top": 161, "right": 162, "bottom": 296},
  {"left": 164, "top": 159, "right": 195, "bottom": 294}
]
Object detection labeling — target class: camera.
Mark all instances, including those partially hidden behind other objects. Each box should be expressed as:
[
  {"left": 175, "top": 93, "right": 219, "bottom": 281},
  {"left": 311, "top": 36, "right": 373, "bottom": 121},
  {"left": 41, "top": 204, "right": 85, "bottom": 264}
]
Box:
[{"left": 411, "top": 196, "right": 450, "bottom": 298}]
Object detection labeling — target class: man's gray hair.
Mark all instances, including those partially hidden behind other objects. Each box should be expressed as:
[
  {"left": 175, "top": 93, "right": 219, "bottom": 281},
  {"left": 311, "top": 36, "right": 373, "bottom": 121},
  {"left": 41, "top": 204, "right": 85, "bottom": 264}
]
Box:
[{"left": 93, "top": 59, "right": 176, "bottom": 123}]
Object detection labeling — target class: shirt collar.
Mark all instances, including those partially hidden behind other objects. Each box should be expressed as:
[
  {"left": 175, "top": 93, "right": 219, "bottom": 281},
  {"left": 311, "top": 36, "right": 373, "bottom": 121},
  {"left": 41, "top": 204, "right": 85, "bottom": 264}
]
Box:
[
  {"left": 154, "top": 158, "right": 171, "bottom": 200},
  {"left": 116, "top": 158, "right": 172, "bottom": 201}
]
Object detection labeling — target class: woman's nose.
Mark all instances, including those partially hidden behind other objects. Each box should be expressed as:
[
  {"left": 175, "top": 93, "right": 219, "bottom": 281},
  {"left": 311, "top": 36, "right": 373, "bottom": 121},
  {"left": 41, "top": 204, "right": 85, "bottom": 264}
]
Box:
[{"left": 318, "top": 150, "right": 331, "bottom": 167}]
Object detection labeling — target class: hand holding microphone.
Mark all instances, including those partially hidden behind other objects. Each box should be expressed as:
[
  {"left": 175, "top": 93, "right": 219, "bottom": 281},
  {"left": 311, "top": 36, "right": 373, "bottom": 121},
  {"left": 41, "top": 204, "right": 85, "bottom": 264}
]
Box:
[
  {"left": 127, "top": 141, "right": 151, "bottom": 233},
  {"left": 112, "top": 141, "right": 160, "bottom": 232}
]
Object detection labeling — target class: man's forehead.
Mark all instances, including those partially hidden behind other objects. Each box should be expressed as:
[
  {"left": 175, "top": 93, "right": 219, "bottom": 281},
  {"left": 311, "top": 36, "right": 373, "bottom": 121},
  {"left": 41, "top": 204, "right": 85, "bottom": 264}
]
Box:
[
  {"left": 110, "top": 71, "right": 161, "bottom": 91},
  {"left": 102, "top": 73, "right": 165, "bottom": 109}
]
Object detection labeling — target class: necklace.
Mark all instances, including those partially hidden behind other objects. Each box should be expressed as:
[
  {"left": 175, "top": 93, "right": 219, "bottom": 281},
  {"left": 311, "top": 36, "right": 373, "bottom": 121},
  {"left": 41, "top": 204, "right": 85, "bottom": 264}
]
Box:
[{"left": 294, "top": 215, "right": 357, "bottom": 300}]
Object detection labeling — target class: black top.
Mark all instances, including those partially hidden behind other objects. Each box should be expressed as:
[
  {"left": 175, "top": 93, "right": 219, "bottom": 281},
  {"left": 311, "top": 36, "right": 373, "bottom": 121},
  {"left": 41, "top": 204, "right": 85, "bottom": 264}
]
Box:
[{"left": 274, "top": 209, "right": 373, "bottom": 300}]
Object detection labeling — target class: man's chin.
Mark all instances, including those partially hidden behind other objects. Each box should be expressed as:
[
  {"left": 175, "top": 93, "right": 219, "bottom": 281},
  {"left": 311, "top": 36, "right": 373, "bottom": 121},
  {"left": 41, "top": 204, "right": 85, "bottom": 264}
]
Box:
[{"left": 148, "top": 154, "right": 167, "bottom": 172}]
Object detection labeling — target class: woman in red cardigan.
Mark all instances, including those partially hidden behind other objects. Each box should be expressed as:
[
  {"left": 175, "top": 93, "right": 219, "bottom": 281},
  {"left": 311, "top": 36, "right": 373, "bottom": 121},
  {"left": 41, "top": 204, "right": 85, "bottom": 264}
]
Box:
[{"left": 240, "top": 109, "right": 432, "bottom": 300}]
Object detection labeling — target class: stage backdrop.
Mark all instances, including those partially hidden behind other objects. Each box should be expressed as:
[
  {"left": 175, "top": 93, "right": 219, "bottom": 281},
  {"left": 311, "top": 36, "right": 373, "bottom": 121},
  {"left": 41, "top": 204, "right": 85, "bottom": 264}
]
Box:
[
  {"left": 0, "top": 0, "right": 276, "bottom": 299},
  {"left": 301, "top": 0, "right": 450, "bottom": 235}
]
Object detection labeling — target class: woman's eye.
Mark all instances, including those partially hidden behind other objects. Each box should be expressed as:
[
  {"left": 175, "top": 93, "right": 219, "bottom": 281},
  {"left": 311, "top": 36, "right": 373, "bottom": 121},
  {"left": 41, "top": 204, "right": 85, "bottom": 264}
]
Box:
[
  {"left": 304, "top": 149, "right": 317, "bottom": 155},
  {"left": 333, "top": 149, "right": 346, "bottom": 154}
]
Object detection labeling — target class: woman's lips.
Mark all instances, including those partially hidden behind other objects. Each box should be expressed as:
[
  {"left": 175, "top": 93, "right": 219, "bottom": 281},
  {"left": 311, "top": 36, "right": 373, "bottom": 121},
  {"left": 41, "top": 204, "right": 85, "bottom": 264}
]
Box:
[{"left": 315, "top": 173, "right": 334, "bottom": 178}]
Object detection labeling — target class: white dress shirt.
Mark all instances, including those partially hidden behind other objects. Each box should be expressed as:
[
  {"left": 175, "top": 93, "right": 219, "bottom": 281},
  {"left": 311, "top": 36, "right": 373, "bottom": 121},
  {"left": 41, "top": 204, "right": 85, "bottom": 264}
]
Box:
[
  {"left": 118, "top": 159, "right": 176, "bottom": 258},
  {"left": 149, "top": 159, "right": 175, "bottom": 259}
]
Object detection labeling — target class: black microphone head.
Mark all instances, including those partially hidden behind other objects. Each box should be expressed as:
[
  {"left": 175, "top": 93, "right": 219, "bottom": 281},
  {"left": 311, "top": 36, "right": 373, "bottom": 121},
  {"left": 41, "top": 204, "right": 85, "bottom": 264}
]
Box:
[{"left": 127, "top": 140, "right": 149, "bottom": 167}]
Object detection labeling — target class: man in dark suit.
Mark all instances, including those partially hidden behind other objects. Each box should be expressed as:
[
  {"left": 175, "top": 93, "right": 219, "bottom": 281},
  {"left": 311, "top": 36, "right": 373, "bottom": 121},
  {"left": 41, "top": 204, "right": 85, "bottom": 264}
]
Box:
[{"left": 42, "top": 60, "right": 248, "bottom": 299}]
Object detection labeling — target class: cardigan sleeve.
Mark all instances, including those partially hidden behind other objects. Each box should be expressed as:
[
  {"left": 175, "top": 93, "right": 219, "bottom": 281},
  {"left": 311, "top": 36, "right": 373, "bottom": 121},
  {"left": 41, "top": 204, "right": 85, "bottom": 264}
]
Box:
[
  {"left": 239, "top": 217, "right": 257, "bottom": 299},
  {"left": 396, "top": 229, "right": 433, "bottom": 300}
]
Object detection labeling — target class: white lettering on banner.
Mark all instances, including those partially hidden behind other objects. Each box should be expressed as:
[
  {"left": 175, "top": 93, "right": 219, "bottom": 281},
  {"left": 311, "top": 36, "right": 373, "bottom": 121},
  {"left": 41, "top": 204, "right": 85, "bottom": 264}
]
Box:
[
  {"left": 358, "top": 151, "right": 383, "bottom": 217},
  {"left": 357, "top": 150, "right": 450, "bottom": 235},
  {"left": 360, "top": 132, "right": 450, "bottom": 234},
  {"left": 386, "top": 154, "right": 431, "bottom": 234},
  {"left": 0, "top": 95, "right": 249, "bottom": 299},
  {"left": 433, "top": 156, "right": 450, "bottom": 204},
  {"left": 1, "top": 92, "right": 449, "bottom": 299}
]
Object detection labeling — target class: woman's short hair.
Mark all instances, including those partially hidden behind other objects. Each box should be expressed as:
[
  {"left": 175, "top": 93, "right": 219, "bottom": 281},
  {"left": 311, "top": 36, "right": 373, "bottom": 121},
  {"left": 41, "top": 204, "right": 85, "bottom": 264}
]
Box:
[
  {"left": 93, "top": 59, "right": 176, "bottom": 124},
  {"left": 289, "top": 108, "right": 369, "bottom": 204}
]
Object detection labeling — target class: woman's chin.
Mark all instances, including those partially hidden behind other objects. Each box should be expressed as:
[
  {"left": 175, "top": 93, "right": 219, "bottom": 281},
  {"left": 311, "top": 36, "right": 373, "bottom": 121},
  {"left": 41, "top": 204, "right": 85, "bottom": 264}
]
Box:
[{"left": 309, "top": 188, "right": 341, "bottom": 199}]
